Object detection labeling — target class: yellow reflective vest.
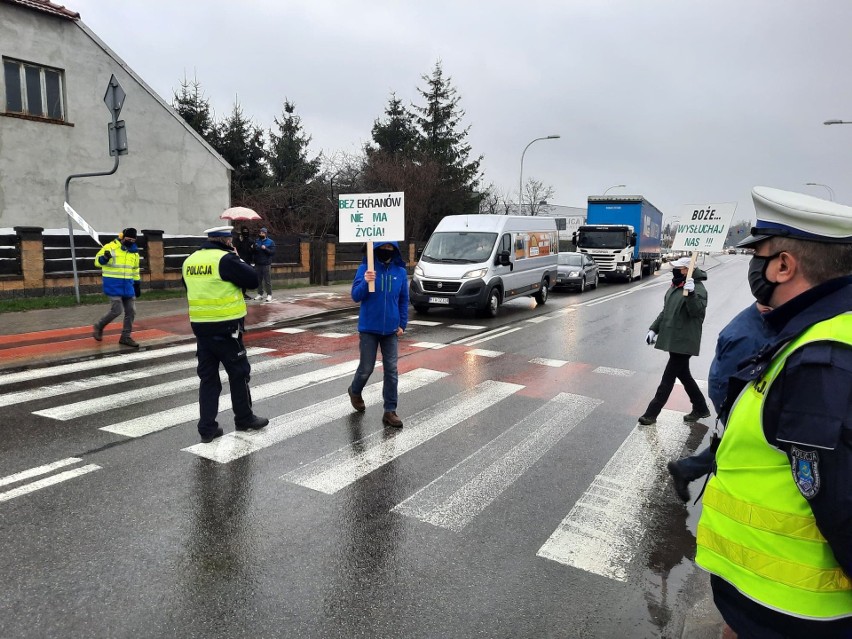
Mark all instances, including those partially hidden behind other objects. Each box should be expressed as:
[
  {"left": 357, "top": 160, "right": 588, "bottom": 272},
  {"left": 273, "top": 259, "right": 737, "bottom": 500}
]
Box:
[
  {"left": 94, "top": 239, "right": 140, "bottom": 297},
  {"left": 696, "top": 312, "right": 852, "bottom": 620},
  {"left": 183, "top": 249, "right": 246, "bottom": 323}
]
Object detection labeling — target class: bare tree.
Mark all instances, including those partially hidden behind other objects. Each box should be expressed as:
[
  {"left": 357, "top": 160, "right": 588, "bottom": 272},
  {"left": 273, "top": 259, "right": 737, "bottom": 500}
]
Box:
[
  {"left": 478, "top": 183, "right": 501, "bottom": 214},
  {"left": 523, "top": 178, "right": 556, "bottom": 216},
  {"left": 498, "top": 189, "right": 515, "bottom": 215}
]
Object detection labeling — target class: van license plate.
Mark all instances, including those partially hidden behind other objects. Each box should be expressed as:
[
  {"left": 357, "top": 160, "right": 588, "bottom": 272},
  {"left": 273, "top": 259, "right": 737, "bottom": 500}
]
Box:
[{"left": 428, "top": 297, "right": 449, "bottom": 305}]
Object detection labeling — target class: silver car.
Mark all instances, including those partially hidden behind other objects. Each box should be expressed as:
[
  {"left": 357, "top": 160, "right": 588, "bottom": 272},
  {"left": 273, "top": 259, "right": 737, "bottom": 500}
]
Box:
[{"left": 555, "top": 252, "right": 599, "bottom": 292}]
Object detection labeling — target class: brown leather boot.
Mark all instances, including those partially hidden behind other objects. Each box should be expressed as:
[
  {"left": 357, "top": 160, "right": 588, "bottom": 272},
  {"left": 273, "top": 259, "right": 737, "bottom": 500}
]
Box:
[
  {"left": 382, "top": 411, "right": 403, "bottom": 428},
  {"left": 348, "top": 387, "right": 365, "bottom": 412}
]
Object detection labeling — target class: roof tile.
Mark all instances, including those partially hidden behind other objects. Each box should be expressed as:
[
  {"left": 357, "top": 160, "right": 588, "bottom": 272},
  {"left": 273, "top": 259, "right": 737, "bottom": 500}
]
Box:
[{"left": 2, "top": 0, "right": 80, "bottom": 20}]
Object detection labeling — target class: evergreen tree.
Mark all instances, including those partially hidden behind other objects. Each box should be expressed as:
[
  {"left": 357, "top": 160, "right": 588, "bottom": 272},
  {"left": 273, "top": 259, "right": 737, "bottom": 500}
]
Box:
[
  {"left": 216, "top": 100, "right": 268, "bottom": 194},
  {"left": 267, "top": 99, "right": 320, "bottom": 187},
  {"left": 369, "top": 93, "right": 420, "bottom": 157},
  {"left": 171, "top": 74, "right": 217, "bottom": 144},
  {"left": 411, "top": 61, "right": 483, "bottom": 231}
]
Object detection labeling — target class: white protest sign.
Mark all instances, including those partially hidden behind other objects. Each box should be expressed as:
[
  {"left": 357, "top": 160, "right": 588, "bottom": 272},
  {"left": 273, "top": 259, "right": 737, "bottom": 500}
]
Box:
[
  {"left": 671, "top": 202, "right": 738, "bottom": 253},
  {"left": 63, "top": 202, "right": 103, "bottom": 246},
  {"left": 338, "top": 192, "right": 405, "bottom": 243}
]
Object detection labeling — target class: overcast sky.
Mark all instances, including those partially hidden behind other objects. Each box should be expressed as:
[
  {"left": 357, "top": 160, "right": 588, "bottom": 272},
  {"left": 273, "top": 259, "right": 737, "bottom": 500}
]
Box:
[{"left": 69, "top": 0, "right": 852, "bottom": 223}]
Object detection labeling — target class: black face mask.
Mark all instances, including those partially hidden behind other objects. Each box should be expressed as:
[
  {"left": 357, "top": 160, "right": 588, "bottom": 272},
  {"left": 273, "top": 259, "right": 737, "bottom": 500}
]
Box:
[
  {"left": 375, "top": 249, "right": 394, "bottom": 263},
  {"left": 671, "top": 271, "right": 687, "bottom": 286},
  {"left": 123, "top": 239, "right": 136, "bottom": 248},
  {"left": 748, "top": 252, "right": 782, "bottom": 305}
]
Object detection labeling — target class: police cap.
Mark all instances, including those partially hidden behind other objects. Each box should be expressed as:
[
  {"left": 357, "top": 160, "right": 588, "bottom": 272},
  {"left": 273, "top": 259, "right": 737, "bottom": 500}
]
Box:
[
  {"left": 737, "top": 186, "right": 852, "bottom": 247},
  {"left": 203, "top": 225, "right": 234, "bottom": 238}
]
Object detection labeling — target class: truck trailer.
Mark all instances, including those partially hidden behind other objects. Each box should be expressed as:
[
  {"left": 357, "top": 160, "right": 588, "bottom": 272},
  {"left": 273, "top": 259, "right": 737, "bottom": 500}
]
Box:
[{"left": 573, "top": 196, "right": 663, "bottom": 281}]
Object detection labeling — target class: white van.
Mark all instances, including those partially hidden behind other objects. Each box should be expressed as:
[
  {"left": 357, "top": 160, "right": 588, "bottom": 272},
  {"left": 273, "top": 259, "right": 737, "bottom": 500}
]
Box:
[{"left": 410, "top": 215, "right": 559, "bottom": 317}]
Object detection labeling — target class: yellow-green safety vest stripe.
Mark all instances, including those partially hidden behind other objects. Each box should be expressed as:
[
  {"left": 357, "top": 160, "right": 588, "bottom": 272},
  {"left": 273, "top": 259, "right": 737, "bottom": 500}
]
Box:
[
  {"left": 183, "top": 249, "right": 246, "bottom": 323},
  {"left": 696, "top": 312, "right": 852, "bottom": 620},
  {"left": 96, "top": 241, "right": 140, "bottom": 280}
]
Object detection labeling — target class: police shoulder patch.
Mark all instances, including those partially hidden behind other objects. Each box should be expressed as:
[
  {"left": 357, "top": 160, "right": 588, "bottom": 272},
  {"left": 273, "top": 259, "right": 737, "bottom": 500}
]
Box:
[{"left": 790, "top": 445, "right": 821, "bottom": 500}]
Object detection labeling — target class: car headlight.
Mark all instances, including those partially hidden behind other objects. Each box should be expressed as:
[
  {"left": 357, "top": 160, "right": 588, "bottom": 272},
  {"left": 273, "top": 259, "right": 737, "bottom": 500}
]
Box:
[
  {"left": 462, "top": 268, "right": 487, "bottom": 279},
  {"left": 568, "top": 271, "right": 580, "bottom": 278},
  {"left": 414, "top": 265, "right": 424, "bottom": 277}
]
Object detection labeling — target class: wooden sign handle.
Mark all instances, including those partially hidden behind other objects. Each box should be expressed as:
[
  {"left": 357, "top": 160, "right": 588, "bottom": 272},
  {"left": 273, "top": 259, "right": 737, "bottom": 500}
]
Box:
[
  {"left": 367, "top": 241, "right": 375, "bottom": 293},
  {"left": 683, "top": 251, "right": 698, "bottom": 297}
]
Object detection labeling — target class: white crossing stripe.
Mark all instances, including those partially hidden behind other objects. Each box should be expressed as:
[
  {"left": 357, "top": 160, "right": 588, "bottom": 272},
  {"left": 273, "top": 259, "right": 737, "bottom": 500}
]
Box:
[
  {"left": 465, "top": 349, "right": 503, "bottom": 358},
  {"left": 0, "top": 344, "right": 199, "bottom": 387},
  {"left": 530, "top": 358, "right": 569, "bottom": 368},
  {"left": 408, "top": 320, "right": 442, "bottom": 326},
  {"left": 36, "top": 352, "right": 328, "bottom": 421},
  {"left": 536, "top": 409, "right": 690, "bottom": 581},
  {"left": 0, "top": 347, "right": 272, "bottom": 408},
  {"left": 676, "top": 378, "right": 709, "bottom": 392},
  {"left": 412, "top": 342, "right": 448, "bottom": 350},
  {"left": 456, "top": 325, "right": 517, "bottom": 346},
  {"left": 0, "top": 457, "right": 82, "bottom": 488},
  {"left": 282, "top": 380, "right": 524, "bottom": 494},
  {"left": 184, "top": 368, "right": 448, "bottom": 463},
  {"left": 273, "top": 328, "right": 306, "bottom": 334},
  {"left": 448, "top": 324, "right": 486, "bottom": 330},
  {"left": 467, "top": 327, "right": 523, "bottom": 345},
  {"left": 394, "top": 393, "right": 602, "bottom": 531},
  {"left": 525, "top": 316, "right": 556, "bottom": 324},
  {"left": 101, "top": 356, "right": 354, "bottom": 438},
  {"left": 0, "top": 464, "right": 100, "bottom": 503},
  {"left": 592, "top": 366, "right": 635, "bottom": 377},
  {"left": 317, "top": 332, "right": 350, "bottom": 339}
]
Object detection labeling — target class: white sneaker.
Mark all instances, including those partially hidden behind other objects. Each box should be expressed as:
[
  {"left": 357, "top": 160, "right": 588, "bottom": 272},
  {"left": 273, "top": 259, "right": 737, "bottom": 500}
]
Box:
[
  {"left": 253, "top": 294, "right": 262, "bottom": 300},
  {"left": 266, "top": 295, "right": 273, "bottom": 302}
]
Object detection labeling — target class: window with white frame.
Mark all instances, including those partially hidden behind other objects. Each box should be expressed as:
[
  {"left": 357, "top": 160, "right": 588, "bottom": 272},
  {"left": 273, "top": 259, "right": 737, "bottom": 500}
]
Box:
[{"left": 3, "top": 57, "right": 65, "bottom": 121}]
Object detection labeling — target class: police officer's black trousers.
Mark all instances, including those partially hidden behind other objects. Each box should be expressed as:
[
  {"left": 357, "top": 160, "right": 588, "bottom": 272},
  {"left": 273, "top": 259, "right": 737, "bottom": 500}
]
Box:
[
  {"left": 195, "top": 333, "right": 253, "bottom": 437},
  {"left": 644, "top": 352, "right": 708, "bottom": 419}
]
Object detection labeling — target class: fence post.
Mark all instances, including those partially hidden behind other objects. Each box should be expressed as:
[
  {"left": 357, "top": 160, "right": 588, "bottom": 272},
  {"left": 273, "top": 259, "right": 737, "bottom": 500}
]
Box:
[
  {"left": 14, "top": 226, "right": 45, "bottom": 297},
  {"left": 141, "top": 229, "right": 164, "bottom": 289}
]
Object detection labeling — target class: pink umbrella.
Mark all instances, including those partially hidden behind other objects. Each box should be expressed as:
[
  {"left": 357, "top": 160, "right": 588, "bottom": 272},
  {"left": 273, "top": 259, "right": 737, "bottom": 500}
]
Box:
[{"left": 220, "top": 206, "right": 261, "bottom": 221}]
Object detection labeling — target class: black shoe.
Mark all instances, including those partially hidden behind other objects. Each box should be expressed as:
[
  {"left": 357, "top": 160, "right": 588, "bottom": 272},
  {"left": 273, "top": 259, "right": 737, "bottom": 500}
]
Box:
[
  {"left": 638, "top": 415, "right": 656, "bottom": 425},
  {"left": 118, "top": 336, "right": 139, "bottom": 348},
  {"left": 235, "top": 415, "right": 269, "bottom": 431},
  {"left": 200, "top": 427, "right": 224, "bottom": 443},
  {"left": 348, "top": 387, "right": 366, "bottom": 412},
  {"left": 92, "top": 324, "right": 103, "bottom": 341},
  {"left": 667, "top": 461, "right": 691, "bottom": 502},
  {"left": 684, "top": 408, "right": 711, "bottom": 422}
]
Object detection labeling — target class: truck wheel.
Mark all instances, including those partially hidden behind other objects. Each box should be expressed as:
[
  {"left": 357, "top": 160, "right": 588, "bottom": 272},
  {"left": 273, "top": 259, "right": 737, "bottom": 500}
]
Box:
[
  {"left": 480, "top": 288, "right": 501, "bottom": 318},
  {"left": 534, "top": 280, "right": 549, "bottom": 305},
  {"left": 413, "top": 305, "right": 430, "bottom": 315}
]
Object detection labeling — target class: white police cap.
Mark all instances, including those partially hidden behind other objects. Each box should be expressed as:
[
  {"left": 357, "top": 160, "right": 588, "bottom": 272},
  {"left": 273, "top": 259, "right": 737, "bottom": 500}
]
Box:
[
  {"left": 203, "top": 225, "right": 234, "bottom": 237},
  {"left": 737, "top": 186, "right": 852, "bottom": 247},
  {"left": 669, "top": 257, "right": 692, "bottom": 268}
]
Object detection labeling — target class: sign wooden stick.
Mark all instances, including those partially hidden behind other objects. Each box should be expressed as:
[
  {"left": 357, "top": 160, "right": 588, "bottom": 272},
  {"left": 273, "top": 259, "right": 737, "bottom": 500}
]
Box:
[
  {"left": 367, "top": 240, "right": 375, "bottom": 292},
  {"left": 683, "top": 251, "right": 698, "bottom": 297}
]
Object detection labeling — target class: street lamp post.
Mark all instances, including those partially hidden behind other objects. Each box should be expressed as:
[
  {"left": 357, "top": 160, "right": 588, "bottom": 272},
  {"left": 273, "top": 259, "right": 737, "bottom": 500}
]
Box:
[
  {"left": 519, "top": 135, "right": 560, "bottom": 214},
  {"left": 805, "top": 182, "right": 835, "bottom": 201},
  {"left": 602, "top": 184, "right": 626, "bottom": 196},
  {"left": 824, "top": 119, "right": 852, "bottom": 125}
]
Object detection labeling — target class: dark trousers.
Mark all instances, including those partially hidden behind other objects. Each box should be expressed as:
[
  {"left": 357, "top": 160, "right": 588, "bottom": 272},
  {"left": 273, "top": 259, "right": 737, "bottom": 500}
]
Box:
[
  {"left": 644, "top": 352, "right": 708, "bottom": 419},
  {"left": 351, "top": 332, "right": 399, "bottom": 412},
  {"left": 96, "top": 296, "right": 135, "bottom": 337},
  {"left": 673, "top": 444, "right": 715, "bottom": 481},
  {"left": 195, "top": 333, "right": 253, "bottom": 437}
]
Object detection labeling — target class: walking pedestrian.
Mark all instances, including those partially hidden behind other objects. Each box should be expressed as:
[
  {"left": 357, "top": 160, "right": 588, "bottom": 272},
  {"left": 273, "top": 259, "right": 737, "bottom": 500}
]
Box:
[
  {"left": 346, "top": 242, "right": 408, "bottom": 428},
  {"left": 638, "top": 256, "right": 711, "bottom": 426},
  {"left": 666, "top": 302, "right": 774, "bottom": 502},
  {"left": 92, "top": 227, "right": 141, "bottom": 348},
  {"left": 183, "top": 226, "right": 269, "bottom": 443},
  {"left": 695, "top": 186, "right": 852, "bottom": 637},
  {"left": 233, "top": 226, "right": 255, "bottom": 300},
  {"left": 252, "top": 227, "right": 276, "bottom": 302}
]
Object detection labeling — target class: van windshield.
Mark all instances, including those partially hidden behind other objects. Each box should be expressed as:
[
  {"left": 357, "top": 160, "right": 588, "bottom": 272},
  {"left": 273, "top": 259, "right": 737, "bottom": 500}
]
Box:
[{"left": 421, "top": 232, "right": 497, "bottom": 263}]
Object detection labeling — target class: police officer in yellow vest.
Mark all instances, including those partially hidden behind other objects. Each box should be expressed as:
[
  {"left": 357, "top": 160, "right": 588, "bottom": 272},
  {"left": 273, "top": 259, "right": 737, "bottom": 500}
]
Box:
[
  {"left": 183, "top": 226, "right": 269, "bottom": 443},
  {"left": 696, "top": 187, "right": 852, "bottom": 638}
]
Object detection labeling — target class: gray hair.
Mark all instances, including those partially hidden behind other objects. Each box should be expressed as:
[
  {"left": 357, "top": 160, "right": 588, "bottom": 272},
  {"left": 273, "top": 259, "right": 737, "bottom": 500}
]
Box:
[{"left": 768, "top": 237, "right": 852, "bottom": 283}]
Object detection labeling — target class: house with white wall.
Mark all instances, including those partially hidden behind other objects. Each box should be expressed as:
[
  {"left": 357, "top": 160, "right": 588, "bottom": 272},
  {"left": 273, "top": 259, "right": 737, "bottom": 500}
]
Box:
[{"left": 0, "top": 0, "right": 231, "bottom": 234}]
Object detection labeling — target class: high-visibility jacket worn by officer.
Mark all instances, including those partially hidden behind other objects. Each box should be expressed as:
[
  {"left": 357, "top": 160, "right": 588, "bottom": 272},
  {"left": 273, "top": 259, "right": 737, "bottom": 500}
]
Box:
[
  {"left": 183, "top": 249, "right": 247, "bottom": 324},
  {"left": 696, "top": 312, "right": 852, "bottom": 620},
  {"left": 94, "top": 238, "right": 140, "bottom": 297}
]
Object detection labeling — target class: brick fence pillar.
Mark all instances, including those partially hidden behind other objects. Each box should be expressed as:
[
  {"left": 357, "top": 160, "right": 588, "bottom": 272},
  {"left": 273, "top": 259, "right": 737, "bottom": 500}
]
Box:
[
  {"left": 15, "top": 226, "right": 45, "bottom": 296},
  {"left": 141, "top": 229, "right": 164, "bottom": 289}
]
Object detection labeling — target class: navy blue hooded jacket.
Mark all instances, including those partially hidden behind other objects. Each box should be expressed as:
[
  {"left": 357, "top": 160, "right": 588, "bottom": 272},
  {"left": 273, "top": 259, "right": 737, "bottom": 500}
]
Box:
[{"left": 352, "top": 242, "right": 409, "bottom": 335}]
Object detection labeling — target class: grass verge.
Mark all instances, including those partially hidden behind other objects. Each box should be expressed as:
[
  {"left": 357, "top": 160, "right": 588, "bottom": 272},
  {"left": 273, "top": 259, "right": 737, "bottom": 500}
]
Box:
[{"left": 0, "top": 289, "right": 186, "bottom": 314}]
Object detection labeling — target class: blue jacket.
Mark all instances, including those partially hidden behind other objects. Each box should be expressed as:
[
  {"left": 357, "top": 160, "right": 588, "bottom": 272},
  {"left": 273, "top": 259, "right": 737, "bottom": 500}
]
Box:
[
  {"left": 707, "top": 303, "right": 775, "bottom": 417},
  {"left": 253, "top": 237, "right": 276, "bottom": 265},
  {"left": 94, "top": 238, "right": 140, "bottom": 298},
  {"left": 352, "top": 242, "right": 409, "bottom": 335}
]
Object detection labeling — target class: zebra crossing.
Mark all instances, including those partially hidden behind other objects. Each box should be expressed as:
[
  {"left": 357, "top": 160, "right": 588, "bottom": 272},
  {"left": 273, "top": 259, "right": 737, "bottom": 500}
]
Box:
[{"left": 3, "top": 331, "right": 706, "bottom": 583}]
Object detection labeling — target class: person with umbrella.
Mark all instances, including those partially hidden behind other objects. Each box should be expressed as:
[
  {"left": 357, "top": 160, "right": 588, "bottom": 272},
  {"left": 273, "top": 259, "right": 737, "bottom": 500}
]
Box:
[{"left": 233, "top": 226, "right": 255, "bottom": 300}]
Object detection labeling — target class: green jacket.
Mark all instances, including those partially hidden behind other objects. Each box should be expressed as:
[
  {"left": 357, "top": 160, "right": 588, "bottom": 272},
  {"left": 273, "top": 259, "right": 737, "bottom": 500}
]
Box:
[{"left": 649, "top": 268, "right": 708, "bottom": 356}]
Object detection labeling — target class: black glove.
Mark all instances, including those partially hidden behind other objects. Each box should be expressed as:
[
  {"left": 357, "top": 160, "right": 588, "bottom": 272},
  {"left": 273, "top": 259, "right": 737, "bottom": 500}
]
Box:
[
  {"left": 99, "top": 250, "right": 112, "bottom": 264},
  {"left": 133, "top": 281, "right": 141, "bottom": 298}
]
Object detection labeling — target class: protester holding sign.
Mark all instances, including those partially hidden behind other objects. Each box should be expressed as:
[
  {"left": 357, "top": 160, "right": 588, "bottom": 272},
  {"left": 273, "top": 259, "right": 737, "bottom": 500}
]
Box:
[
  {"left": 347, "top": 242, "right": 409, "bottom": 428},
  {"left": 637, "top": 256, "right": 711, "bottom": 426}
]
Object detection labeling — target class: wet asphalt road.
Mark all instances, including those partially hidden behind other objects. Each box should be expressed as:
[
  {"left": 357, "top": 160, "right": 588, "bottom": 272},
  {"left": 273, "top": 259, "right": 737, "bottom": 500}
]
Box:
[{"left": 0, "top": 255, "right": 754, "bottom": 638}]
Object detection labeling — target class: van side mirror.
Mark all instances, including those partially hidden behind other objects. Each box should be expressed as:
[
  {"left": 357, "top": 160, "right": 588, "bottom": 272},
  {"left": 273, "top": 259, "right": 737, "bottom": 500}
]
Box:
[
  {"left": 572, "top": 231, "right": 578, "bottom": 248},
  {"left": 498, "top": 251, "right": 511, "bottom": 266}
]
